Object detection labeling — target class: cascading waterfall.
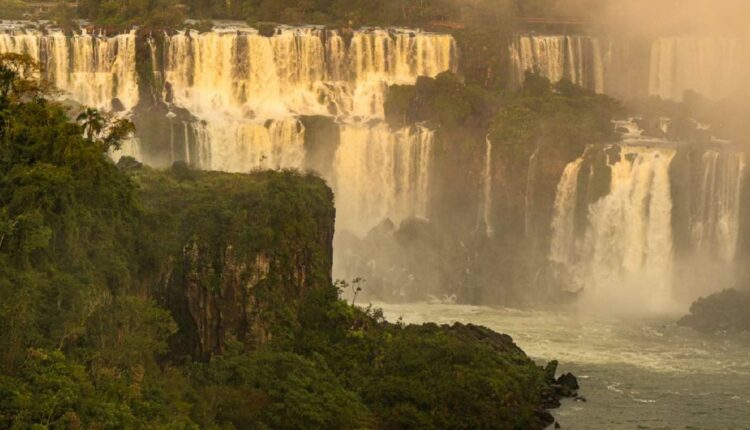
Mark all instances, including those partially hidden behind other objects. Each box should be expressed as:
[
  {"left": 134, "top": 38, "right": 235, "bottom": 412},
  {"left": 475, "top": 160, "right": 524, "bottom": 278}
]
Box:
[
  {"left": 550, "top": 141, "right": 748, "bottom": 310},
  {"left": 0, "top": 24, "right": 456, "bottom": 236},
  {"left": 480, "top": 136, "right": 494, "bottom": 237},
  {"left": 549, "top": 157, "right": 585, "bottom": 265},
  {"left": 511, "top": 35, "right": 748, "bottom": 101},
  {"left": 549, "top": 144, "right": 679, "bottom": 311},
  {"left": 193, "top": 119, "right": 306, "bottom": 172},
  {"left": 586, "top": 146, "right": 676, "bottom": 300},
  {"left": 649, "top": 37, "right": 745, "bottom": 101},
  {"left": 333, "top": 124, "right": 434, "bottom": 235},
  {"left": 509, "top": 35, "right": 604, "bottom": 93},
  {"left": 0, "top": 27, "right": 138, "bottom": 110},
  {"left": 690, "top": 150, "right": 745, "bottom": 262},
  {"left": 162, "top": 26, "right": 455, "bottom": 120},
  {"left": 159, "top": 25, "right": 454, "bottom": 232}
]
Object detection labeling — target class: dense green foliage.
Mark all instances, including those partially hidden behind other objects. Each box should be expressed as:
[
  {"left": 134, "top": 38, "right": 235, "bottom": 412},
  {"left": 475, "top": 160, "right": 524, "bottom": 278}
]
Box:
[
  {"left": 72, "top": 0, "right": 604, "bottom": 27},
  {"left": 371, "top": 71, "right": 625, "bottom": 303},
  {"left": 0, "top": 55, "right": 561, "bottom": 429},
  {"left": 386, "top": 72, "right": 497, "bottom": 130},
  {"left": 488, "top": 73, "right": 623, "bottom": 150},
  {"left": 75, "top": 0, "right": 500, "bottom": 28}
]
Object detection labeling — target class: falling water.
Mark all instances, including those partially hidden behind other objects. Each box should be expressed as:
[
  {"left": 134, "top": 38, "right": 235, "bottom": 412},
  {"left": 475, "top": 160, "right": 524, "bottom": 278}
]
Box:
[
  {"left": 509, "top": 35, "right": 605, "bottom": 92},
  {"left": 158, "top": 26, "right": 454, "bottom": 232},
  {"left": 481, "top": 136, "right": 494, "bottom": 237},
  {"left": 547, "top": 144, "right": 679, "bottom": 312},
  {"left": 690, "top": 150, "right": 745, "bottom": 262},
  {"left": 510, "top": 35, "right": 748, "bottom": 101},
  {"left": 189, "top": 119, "right": 306, "bottom": 172},
  {"left": 549, "top": 157, "right": 585, "bottom": 265},
  {"left": 162, "top": 26, "right": 456, "bottom": 121},
  {"left": 0, "top": 28, "right": 139, "bottom": 110},
  {"left": 649, "top": 38, "right": 745, "bottom": 101},
  {"left": 333, "top": 124, "right": 434, "bottom": 235}
]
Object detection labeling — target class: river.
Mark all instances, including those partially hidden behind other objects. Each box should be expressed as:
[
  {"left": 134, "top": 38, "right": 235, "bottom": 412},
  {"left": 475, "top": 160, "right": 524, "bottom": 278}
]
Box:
[{"left": 374, "top": 302, "right": 750, "bottom": 429}]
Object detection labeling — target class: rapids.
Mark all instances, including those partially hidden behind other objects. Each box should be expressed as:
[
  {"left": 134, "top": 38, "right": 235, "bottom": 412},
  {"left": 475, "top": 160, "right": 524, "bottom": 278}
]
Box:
[{"left": 376, "top": 302, "right": 750, "bottom": 430}]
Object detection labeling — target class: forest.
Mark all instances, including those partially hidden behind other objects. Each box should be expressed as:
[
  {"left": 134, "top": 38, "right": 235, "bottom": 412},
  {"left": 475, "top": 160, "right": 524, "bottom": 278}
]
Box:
[
  {"left": 72, "top": 0, "right": 600, "bottom": 27},
  {"left": 0, "top": 52, "right": 577, "bottom": 428}
]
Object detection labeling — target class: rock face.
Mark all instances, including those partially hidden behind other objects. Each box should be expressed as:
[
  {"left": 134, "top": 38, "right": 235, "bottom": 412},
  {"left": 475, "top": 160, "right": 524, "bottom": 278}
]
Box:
[
  {"left": 135, "top": 167, "right": 335, "bottom": 360},
  {"left": 180, "top": 244, "right": 271, "bottom": 360},
  {"left": 541, "top": 360, "right": 580, "bottom": 409},
  {"left": 679, "top": 289, "right": 750, "bottom": 334}
]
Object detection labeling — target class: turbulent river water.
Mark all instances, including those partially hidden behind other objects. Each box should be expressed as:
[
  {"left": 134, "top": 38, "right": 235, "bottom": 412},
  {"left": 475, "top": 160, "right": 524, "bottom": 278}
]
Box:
[{"left": 374, "top": 302, "right": 750, "bottom": 429}]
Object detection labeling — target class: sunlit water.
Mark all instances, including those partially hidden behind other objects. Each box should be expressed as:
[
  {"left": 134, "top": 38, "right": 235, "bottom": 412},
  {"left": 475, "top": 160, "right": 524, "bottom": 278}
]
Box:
[{"left": 373, "top": 302, "right": 750, "bottom": 429}]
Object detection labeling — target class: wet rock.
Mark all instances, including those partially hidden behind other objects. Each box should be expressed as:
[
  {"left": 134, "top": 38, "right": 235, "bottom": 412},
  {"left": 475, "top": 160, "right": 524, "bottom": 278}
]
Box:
[
  {"left": 111, "top": 97, "right": 126, "bottom": 112},
  {"left": 679, "top": 289, "right": 750, "bottom": 333},
  {"left": 554, "top": 372, "right": 579, "bottom": 397},
  {"left": 557, "top": 372, "right": 579, "bottom": 391}
]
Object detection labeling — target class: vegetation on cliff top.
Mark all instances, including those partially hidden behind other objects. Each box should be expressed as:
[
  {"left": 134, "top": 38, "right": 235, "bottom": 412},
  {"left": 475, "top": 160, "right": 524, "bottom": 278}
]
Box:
[
  {"left": 73, "top": 0, "right": 594, "bottom": 29},
  {"left": 0, "top": 54, "right": 564, "bottom": 429}
]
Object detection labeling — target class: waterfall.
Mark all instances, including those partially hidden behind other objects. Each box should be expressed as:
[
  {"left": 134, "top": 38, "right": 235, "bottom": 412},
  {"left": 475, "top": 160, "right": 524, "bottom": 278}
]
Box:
[
  {"left": 481, "top": 136, "right": 494, "bottom": 237},
  {"left": 648, "top": 37, "right": 746, "bottom": 101},
  {"left": 193, "top": 119, "right": 306, "bottom": 172},
  {"left": 547, "top": 144, "right": 679, "bottom": 311},
  {"left": 549, "top": 157, "right": 584, "bottom": 265},
  {"left": 0, "top": 28, "right": 139, "bottom": 110},
  {"left": 333, "top": 124, "right": 434, "bottom": 235},
  {"left": 0, "top": 24, "right": 456, "bottom": 238},
  {"left": 162, "top": 27, "right": 455, "bottom": 121},
  {"left": 512, "top": 35, "right": 749, "bottom": 101},
  {"left": 690, "top": 150, "right": 745, "bottom": 262},
  {"left": 586, "top": 146, "right": 677, "bottom": 310},
  {"left": 510, "top": 35, "right": 605, "bottom": 92}
]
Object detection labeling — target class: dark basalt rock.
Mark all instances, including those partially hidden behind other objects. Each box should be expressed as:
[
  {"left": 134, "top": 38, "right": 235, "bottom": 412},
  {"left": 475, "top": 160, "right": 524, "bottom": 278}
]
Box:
[
  {"left": 679, "top": 289, "right": 750, "bottom": 334},
  {"left": 111, "top": 97, "right": 126, "bottom": 112},
  {"left": 557, "top": 372, "right": 579, "bottom": 391},
  {"left": 116, "top": 156, "right": 143, "bottom": 171}
]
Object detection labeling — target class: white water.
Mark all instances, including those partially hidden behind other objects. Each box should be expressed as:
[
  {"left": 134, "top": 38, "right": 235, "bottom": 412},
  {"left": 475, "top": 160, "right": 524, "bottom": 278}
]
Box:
[
  {"left": 549, "top": 157, "right": 584, "bottom": 265},
  {"left": 649, "top": 37, "right": 746, "bottom": 101},
  {"left": 480, "top": 136, "right": 494, "bottom": 237},
  {"left": 690, "top": 150, "right": 746, "bottom": 262},
  {"left": 510, "top": 35, "right": 604, "bottom": 92},
  {"left": 191, "top": 119, "right": 306, "bottom": 172},
  {"left": 511, "top": 35, "right": 748, "bottom": 101},
  {"left": 334, "top": 124, "right": 434, "bottom": 235},
  {"left": 162, "top": 27, "right": 455, "bottom": 122},
  {"left": 375, "top": 302, "right": 750, "bottom": 430},
  {"left": 549, "top": 142, "right": 747, "bottom": 313},
  {"left": 585, "top": 145, "right": 677, "bottom": 312},
  {"left": 0, "top": 25, "right": 454, "bottom": 234},
  {"left": 0, "top": 28, "right": 138, "bottom": 110},
  {"left": 549, "top": 144, "right": 679, "bottom": 313},
  {"left": 159, "top": 26, "right": 454, "bottom": 232}
]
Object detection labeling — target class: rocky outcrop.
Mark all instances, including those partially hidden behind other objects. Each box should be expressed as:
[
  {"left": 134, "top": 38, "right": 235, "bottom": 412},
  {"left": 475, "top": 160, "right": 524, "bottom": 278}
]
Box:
[
  {"left": 179, "top": 244, "right": 271, "bottom": 360},
  {"left": 136, "top": 167, "right": 335, "bottom": 360},
  {"left": 679, "top": 289, "right": 750, "bottom": 334}
]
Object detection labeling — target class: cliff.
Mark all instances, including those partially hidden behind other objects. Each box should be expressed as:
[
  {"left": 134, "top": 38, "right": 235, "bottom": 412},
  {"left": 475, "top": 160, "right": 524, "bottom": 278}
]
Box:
[{"left": 132, "top": 164, "right": 335, "bottom": 360}]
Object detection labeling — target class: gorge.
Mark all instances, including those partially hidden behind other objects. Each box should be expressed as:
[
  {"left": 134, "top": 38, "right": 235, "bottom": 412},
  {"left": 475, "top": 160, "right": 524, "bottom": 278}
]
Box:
[
  {"left": 2, "top": 0, "right": 750, "bottom": 427},
  {"left": 1, "top": 21, "right": 747, "bottom": 310}
]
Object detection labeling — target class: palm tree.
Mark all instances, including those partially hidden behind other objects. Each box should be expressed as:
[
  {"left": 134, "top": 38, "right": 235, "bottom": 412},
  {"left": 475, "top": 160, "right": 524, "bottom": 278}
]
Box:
[{"left": 77, "top": 108, "right": 105, "bottom": 140}]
